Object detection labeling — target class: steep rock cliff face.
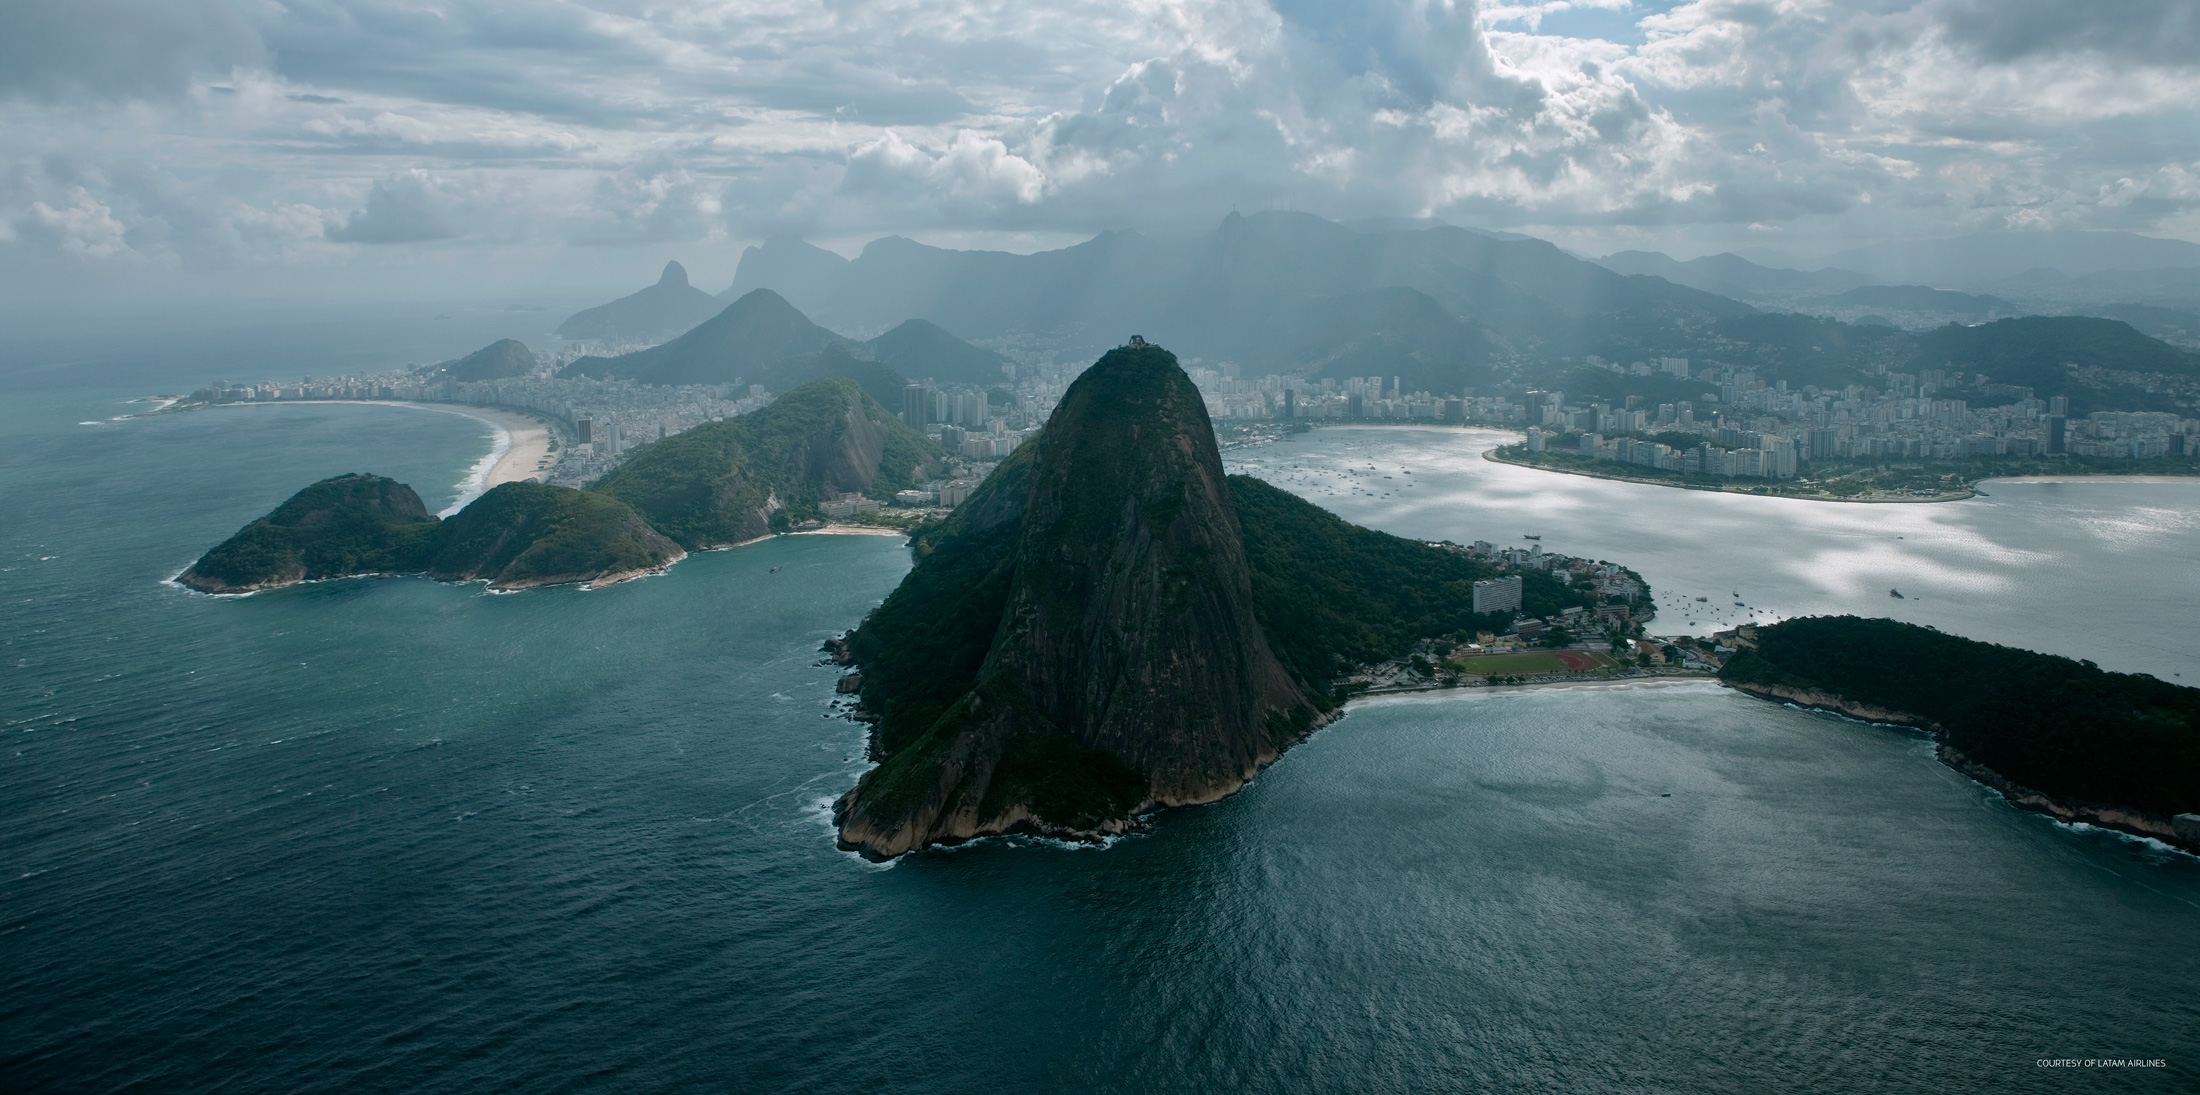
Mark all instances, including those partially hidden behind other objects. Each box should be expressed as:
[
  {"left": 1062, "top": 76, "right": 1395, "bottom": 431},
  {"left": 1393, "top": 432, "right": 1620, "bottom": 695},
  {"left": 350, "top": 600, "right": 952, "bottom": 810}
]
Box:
[
  {"left": 593, "top": 377, "right": 941, "bottom": 548},
  {"left": 837, "top": 342, "right": 1312, "bottom": 857}
]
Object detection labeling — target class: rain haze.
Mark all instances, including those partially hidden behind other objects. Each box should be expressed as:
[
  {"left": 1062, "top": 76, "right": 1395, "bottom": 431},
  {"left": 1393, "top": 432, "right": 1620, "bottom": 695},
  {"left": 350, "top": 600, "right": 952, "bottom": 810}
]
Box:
[{"left": 4, "top": 0, "right": 2199, "bottom": 307}]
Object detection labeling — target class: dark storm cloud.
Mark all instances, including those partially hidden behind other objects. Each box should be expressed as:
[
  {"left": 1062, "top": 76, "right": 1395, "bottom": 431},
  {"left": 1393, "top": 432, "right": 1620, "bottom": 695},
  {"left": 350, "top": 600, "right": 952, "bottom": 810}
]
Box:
[
  {"left": 262, "top": 0, "right": 664, "bottom": 127},
  {"left": 4, "top": 0, "right": 2197, "bottom": 284},
  {"left": 1936, "top": 0, "right": 2200, "bottom": 67},
  {"left": 0, "top": 0, "right": 263, "bottom": 102}
]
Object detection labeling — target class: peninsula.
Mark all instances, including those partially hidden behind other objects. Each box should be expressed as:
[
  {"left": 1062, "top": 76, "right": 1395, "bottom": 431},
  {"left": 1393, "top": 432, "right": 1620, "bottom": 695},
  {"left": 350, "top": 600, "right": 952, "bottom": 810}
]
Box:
[
  {"left": 1720, "top": 616, "right": 2200, "bottom": 852},
  {"left": 833, "top": 340, "right": 1648, "bottom": 858}
]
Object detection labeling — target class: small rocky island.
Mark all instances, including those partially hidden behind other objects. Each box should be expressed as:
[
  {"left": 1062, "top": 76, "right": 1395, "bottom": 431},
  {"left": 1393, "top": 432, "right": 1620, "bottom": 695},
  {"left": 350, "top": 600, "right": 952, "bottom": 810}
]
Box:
[
  {"left": 1721, "top": 616, "right": 2200, "bottom": 852},
  {"left": 178, "top": 474, "right": 683, "bottom": 593},
  {"left": 834, "top": 340, "right": 1567, "bottom": 857},
  {"left": 178, "top": 377, "right": 943, "bottom": 592}
]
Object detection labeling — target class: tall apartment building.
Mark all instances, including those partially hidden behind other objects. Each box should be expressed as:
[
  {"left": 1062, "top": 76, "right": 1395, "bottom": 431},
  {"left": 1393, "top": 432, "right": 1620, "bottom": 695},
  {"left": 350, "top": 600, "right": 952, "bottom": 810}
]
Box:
[
  {"left": 901, "top": 385, "right": 933, "bottom": 430},
  {"left": 1472, "top": 575, "right": 1524, "bottom": 615}
]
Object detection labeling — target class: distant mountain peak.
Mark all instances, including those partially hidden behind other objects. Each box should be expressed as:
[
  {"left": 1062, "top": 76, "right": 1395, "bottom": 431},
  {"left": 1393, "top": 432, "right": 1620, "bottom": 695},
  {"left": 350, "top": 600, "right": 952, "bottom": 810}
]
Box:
[{"left": 555, "top": 263, "right": 724, "bottom": 342}]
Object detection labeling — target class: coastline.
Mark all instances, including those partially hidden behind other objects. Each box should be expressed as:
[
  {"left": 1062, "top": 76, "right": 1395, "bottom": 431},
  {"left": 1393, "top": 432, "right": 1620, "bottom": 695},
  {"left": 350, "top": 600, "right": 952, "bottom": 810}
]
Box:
[
  {"left": 1974, "top": 474, "right": 2200, "bottom": 487},
  {"left": 183, "top": 400, "right": 559, "bottom": 509},
  {"left": 830, "top": 665, "right": 1713, "bottom": 859},
  {"left": 1482, "top": 446, "right": 2200, "bottom": 503},
  {"left": 1482, "top": 448, "right": 1975, "bottom": 503},
  {"left": 794, "top": 525, "right": 909, "bottom": 538},
  {"left": 1354, "top": 673, "right": 1717, "bottom": 700},
  {"left": 1722, "top": 678, "right": 2199, "bottom": 855}
]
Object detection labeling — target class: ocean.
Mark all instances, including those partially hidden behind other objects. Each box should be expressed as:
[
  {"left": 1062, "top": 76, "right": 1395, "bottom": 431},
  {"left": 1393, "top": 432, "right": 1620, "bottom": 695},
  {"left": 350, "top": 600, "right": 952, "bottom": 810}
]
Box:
[{"left": 2, "top": 364, "right": 2197, "bottom": 1091}]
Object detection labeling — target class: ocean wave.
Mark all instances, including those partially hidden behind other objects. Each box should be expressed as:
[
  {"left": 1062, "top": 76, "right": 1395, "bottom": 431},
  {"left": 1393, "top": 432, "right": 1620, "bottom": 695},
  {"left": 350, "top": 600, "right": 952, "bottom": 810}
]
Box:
[
  {"left": 440, "top": 417, "right": 512, "bottom": 516},
  {"left": 2053, "top": 821, "right": 2199, "bottom": 862}
]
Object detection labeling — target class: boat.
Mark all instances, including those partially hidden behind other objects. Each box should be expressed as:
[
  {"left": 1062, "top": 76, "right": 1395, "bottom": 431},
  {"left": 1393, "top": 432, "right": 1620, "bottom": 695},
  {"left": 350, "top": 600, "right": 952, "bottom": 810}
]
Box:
[
  {"left": 1522, "top": 532, "right": 1541, "bottom": 540},
  {"left": 1889, "top": 588, "right": 1903, "bottom": 598}
]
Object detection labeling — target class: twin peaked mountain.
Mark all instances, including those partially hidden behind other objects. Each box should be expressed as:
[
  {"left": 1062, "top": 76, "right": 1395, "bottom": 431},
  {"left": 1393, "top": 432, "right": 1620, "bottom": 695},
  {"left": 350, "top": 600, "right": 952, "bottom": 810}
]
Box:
[
  {"left": 177, "top": 378, "right": 942, "bottom": 593},
  {"left": 835, "top": 341, "right": 1536, "bottom": 857}
]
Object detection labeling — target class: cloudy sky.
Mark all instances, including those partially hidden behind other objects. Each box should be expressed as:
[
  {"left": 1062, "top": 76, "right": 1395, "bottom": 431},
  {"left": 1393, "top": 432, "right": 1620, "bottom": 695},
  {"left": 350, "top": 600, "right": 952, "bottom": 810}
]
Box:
[{"left": 4, "top": 0, "right": 2198, "bottom": 301}]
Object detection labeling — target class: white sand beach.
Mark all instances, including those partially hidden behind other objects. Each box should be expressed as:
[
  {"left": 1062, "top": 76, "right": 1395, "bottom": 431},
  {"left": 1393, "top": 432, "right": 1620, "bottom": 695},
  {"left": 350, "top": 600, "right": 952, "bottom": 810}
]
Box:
[
  {"left": 793, "top": 525, "right": 909, "bottom": 537},
  {"left": 427, "top": 404, "right": 556, "bottom": 489},
  {"left": 193, "top": 400, "right": 560, "bottom": 513}
]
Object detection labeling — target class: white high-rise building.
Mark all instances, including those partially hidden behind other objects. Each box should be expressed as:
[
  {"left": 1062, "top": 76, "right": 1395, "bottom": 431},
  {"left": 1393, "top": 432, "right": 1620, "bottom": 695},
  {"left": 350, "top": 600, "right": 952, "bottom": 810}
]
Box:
[{"left": 1473, "top": 575, "right": 1523, "bottom": 615}]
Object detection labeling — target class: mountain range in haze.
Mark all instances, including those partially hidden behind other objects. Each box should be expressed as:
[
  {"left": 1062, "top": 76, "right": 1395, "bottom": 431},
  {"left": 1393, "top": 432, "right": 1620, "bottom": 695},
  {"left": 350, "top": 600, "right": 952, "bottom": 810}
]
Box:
[
  {"left": 558, "top": 289, "right": 1012, "bottom": 398},
  {"left": 555, "top": 261, "right": 724, "bottom": 343},
  {"left": 511, "top": 211, "right": 2200, "bottom": 416}
]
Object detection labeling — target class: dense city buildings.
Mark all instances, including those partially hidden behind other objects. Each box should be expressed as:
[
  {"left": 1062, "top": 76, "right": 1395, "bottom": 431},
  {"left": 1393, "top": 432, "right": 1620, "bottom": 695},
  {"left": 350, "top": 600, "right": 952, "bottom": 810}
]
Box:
[{"left": 181, "top": 336, "right": 2197, "bottom": 500}]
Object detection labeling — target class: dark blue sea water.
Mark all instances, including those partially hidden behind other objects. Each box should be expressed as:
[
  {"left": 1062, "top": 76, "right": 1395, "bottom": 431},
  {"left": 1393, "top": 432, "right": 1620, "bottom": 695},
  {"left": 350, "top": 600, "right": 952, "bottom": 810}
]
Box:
[{"left": 4, "top": 375, "right": 2198, "bottom": 1092}]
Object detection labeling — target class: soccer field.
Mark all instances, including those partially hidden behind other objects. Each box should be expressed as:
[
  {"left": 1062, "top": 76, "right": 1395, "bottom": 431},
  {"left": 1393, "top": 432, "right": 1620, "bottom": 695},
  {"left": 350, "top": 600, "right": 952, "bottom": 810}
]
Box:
[{"left": 1455, "top": 650, "right": 1618, "bottom": 676}]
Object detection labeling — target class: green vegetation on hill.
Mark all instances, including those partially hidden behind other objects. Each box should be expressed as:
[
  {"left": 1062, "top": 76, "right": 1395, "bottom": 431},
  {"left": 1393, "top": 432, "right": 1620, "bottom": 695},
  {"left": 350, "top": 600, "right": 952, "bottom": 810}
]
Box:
[
  {"left": 1828, "top": 285, "right": 2011, "bottom": 314},
  {"left": 1908, "top": 316, "right": 2200, "bottom": 412},
  {"left": 593, "top": 377, "right": 944, "bottom": 547},
  {"left": 838, "top": 342, "right": 1652, "bottom": 855},
  {"left": 427, "top": 482, "right": 681, "bottom": 587},
  {"left": 1567, "top": 309, "right": 2200, "bottom": 415},
  {"left": 1231, "top": 476, "right": 1591, "bottom": 691},
  {"left": 848, "top": 418, "right": 1611, "bottom": 758},
  {"left": 421, "top": 339, "right": 537, "bottom": 382},
  {"left": 758, "top": 343, "right": 909, "bottom": 409},
  {"left": 859, "top": 318, "right": 1010, "bottom": 386},
  {"left": 839, "top": 341, "right": 1320, "bottom": 852},
  {"left": 1723, "top": 616, "right": 2199, "bottom": 816},
  {"left": 1300, "top": 287, "right": 1495, "bottom": 396},
  {"left": 179, "top": 474, "right": 437, "bottom": 592},
  {"left": 560, "top": 288, "right": 841, "bottom": 387},
  {"left": 554, "top": 260, "right": 725, "bottom": 343},
  {"left": 180, "top": 475, "right": 682, "bottom": 593}
]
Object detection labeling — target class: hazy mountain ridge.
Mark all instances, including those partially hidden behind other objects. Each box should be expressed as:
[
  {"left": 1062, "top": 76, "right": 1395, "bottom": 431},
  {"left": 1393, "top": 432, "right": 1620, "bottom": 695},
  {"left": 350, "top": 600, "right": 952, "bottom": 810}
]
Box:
[
  {"left": 559, "top": 289, "right": 843, "bottom": 386},
  {"left": 724, "top": 212, "right": 1750, "bottom": 371},
  {"left": 1597, "top": 250, "right": 1879, "bottom": 298},
  {"left": 418, "top": 338, "right": 539, "bottom": 382},
  {"left": 528, "top": 215, "right": 2200, "bottom": 416},
  {"left": 1822, "top": 230, "right": 2200, "bottom": 284},
  {"left": 555, "top": 261, "right": 726, "bottom": 343}
]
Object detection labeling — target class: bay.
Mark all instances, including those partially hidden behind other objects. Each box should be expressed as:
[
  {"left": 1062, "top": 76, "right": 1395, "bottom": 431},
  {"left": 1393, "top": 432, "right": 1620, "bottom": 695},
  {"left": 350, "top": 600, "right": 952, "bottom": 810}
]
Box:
[
  {"left": 1228, "top": 425, "right": 2200, "bottom": 680},
  {"left": 2, "top": 392, "right": 2195, "bottom": 1093}
]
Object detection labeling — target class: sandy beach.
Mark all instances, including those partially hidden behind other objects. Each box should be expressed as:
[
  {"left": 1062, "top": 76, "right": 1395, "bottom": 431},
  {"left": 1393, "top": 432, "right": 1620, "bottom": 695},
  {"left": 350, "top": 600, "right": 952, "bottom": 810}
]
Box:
[
  {"left": 190, "top": 400, "right": 560, "bottom": 512},
  {"left": 793, "top": 525, "right": 909, "bottom": 537},
  {"left": 418, "top": 404, "right": 557, "bottom": 489}
]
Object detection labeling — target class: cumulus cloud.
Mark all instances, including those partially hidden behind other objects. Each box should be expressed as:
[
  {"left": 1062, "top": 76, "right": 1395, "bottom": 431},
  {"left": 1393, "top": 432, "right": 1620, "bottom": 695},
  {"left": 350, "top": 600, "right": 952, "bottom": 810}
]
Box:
[
  {"left": 571, "top": 165, "right": 727, "bottom": 245},
  {"left": 1935, "top": 0, "right": 2200, "bottom": 67},
  {"left": 843, "top": 130, "right": 1047, "bottom": 206},
  {"left": 327, "top": 171, "right": 460, "bottom": 244},
  {"left": 19, "top": 187, "right": 130, "bottom": 257},
  {"left": 2, "top": 0, "right": 2197, "bottom": 290}
]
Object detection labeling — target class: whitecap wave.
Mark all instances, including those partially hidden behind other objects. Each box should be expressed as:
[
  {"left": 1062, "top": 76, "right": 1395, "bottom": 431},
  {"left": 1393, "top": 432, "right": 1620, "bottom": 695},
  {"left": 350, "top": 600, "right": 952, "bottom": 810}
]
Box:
[{"left": 440, "top": 418, "right": 511, "bottom": 516}]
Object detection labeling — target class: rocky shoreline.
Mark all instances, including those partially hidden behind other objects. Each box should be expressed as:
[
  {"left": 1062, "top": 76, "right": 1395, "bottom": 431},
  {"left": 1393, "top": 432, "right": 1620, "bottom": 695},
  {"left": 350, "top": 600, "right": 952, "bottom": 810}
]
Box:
[
  {"left": 176, "top": 553, "right": 689, "bottom": 595},
  {"left": 820, "top": 633, "right": 1341, "bottom": 858},
  {"left": 1726, "top": 679, "right": 2200, "bottom": 855}
]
